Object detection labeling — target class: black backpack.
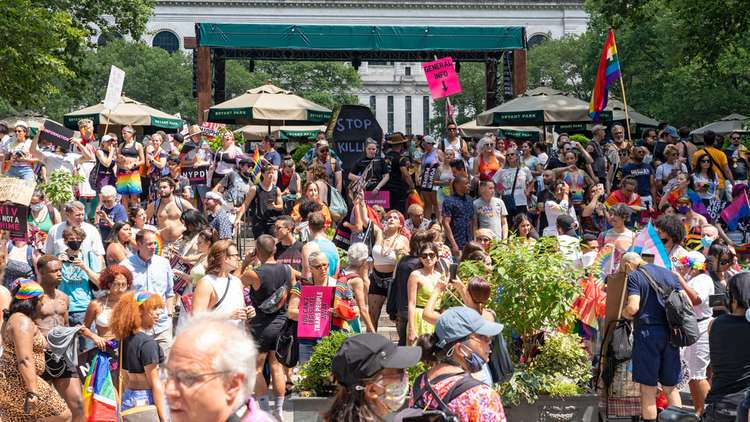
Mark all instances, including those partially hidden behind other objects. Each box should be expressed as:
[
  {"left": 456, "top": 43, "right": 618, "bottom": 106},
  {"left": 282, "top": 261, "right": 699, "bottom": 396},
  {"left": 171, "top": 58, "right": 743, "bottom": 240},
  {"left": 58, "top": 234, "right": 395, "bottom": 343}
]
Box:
[
  {"left": 394, "top": 372, "right": 483, "bottom": 422},
  {"left": 638, "top": 267, "right": 700, "bottom": 347}
]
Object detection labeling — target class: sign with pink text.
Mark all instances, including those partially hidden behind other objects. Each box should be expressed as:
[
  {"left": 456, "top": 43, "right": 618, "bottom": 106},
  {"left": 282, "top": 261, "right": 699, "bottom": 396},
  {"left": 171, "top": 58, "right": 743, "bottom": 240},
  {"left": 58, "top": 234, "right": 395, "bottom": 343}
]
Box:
[
  {"left": 364, "top": 191, "right": 390, "bottom": 209},
  {"left": 0, "top": 203, "right": 28, "bottom": 240},
  {"left": 422, "top": 57, "right": 462, "bottom": 99},
  {"left": 297, "top": 285, "right": 335, "bottom": 339}
]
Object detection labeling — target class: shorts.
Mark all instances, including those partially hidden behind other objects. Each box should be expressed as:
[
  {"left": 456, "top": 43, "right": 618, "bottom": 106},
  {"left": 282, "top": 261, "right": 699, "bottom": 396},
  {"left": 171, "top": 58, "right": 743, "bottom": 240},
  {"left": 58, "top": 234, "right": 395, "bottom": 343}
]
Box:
[
  {"left": 42, "top": 350, "right": 78, "bottom": 380},
  {"left": 116, "top": 169, "right": 143, "bottom": 196},
  {"left": 368, "top": 270, "right": 391, "bottom": 296},
  {"left": 632, "top": 324, "right": 681, "bottom": 387},
  {"left": 121, "top": 389, "right": 154, "bottom": 411},
  {"left": 683, "top": 318, "right": 712, "bottom": 380},
  {"left": 251, "top": 314, "right": 288, "bottom": 353}
]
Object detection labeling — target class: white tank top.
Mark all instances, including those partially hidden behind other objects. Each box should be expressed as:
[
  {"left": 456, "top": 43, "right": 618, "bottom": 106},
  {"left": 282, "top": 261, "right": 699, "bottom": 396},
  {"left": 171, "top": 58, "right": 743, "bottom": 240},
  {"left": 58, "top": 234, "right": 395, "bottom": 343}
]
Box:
[{"left": 204, "top": 274, "right": 246, "bottom": 318}]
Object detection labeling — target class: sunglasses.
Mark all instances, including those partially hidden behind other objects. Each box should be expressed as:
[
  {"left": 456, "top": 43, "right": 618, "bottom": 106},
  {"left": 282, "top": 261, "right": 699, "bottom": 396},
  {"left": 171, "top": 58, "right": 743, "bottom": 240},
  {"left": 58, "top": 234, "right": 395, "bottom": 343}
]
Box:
[
  {"left": 720, "top": 258, "right": 734, "bottom": 266},
  {"left": 731, "top": 137, "right": 741, "bottom": 140},
  {"left": 14, "top": 129, "right": 24, "bottom": 133},
  {"left": 420, "top": 252, "right": 437, "bottom": 259}
]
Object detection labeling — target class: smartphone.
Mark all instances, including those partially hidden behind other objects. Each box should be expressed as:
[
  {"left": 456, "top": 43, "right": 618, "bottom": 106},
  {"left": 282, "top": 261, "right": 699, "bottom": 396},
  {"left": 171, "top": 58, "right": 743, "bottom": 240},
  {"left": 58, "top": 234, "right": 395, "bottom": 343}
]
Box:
[{"left": 449, "top": 263, "right": 458, "bottom": 281}]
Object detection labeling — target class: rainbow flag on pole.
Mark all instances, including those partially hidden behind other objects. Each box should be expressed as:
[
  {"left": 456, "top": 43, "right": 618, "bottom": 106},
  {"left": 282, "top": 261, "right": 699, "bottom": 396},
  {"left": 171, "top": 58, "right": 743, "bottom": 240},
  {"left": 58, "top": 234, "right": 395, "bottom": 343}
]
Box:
[
  {"left": 250, "top": 147, "right": 262, "bottom": 184},
  {"left": 589, "top": 29, "right": 622, "bottom": 121},
  {"left": 82, "top": 351, "right": 117, "bottom": 421}
]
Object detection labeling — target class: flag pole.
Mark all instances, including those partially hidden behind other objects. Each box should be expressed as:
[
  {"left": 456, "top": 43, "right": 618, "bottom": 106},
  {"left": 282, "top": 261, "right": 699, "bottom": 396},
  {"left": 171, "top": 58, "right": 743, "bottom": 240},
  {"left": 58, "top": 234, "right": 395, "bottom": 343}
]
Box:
[{"left": 612, "top": 32, "right": 633, "bottom": 142}]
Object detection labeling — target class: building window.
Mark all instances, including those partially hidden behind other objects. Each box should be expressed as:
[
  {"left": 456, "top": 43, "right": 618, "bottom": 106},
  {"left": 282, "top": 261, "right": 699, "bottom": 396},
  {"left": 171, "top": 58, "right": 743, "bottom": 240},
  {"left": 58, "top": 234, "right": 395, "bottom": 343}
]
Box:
[
  {"left": 405, "top": 96, "right": 412, "bottom": 135},
  {"left": 369, "top": 96, "right": 376, "bottom": 115},
  {"left": 153, "top": 31, "right": 180, "bottom": 53},
  {"left": 387, "top": 96, "right": 394, "bottom": 133},
  {"left": 527, "top": 33, "right": 549, "bottom": 48},
  {"left": 423, "top": 96, "right": 430, "bottom": 134},
  {"left": 405, "top": 66, "right": 411, "bottom": 76}
]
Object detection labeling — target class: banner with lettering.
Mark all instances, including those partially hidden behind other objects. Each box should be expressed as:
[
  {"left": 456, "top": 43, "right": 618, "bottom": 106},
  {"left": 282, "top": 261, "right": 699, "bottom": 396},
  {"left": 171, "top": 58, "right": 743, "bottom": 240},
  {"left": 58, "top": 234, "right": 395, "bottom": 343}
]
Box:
[
  {"left": 422, "top": 57, "right": 462, "bottom": 100},
  {"left": 364, "top": 191, "right": 390, "bottom": 209},
  {"left": 180, "top": 165, "right": 209, "bottom": 186},
  {"left": 39, "top": 119, "right": 75, "bottom": 152},
  {"left": 328, "top": 105, "right": 383, "bottom": 172},
  {"left": 0, "top": 204, "right": 28, "bottom": 240},
  {"left": 297, "top": 285, "right": 335, "bottom": 339}
]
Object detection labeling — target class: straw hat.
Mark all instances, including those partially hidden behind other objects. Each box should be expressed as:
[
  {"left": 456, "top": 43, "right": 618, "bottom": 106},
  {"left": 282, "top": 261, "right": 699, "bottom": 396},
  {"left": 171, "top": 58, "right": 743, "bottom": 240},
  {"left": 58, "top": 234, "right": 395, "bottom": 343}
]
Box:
[
  {"left": 186, "top": 124, "right": 203, "bottom": 139},
  {"left": 387, "top": 133, "right": 407, "bottom": 145}
]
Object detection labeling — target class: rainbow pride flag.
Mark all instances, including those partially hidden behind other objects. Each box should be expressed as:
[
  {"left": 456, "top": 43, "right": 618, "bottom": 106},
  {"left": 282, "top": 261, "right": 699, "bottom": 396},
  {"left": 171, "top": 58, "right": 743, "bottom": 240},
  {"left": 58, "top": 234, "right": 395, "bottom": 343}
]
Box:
[
  {"left": 589, "top": 29, "right": 622, "bottom": 121},
  {"left": 250, "top": 148, "right": 262, "bottom": 184},
  {"left": 82, "top": 351, "right": 117, "bottom": 422}
]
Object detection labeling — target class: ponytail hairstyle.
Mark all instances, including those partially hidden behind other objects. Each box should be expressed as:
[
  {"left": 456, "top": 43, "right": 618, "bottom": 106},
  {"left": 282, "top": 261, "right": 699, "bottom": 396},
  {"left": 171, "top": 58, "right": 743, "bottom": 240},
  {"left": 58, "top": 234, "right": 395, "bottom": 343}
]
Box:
[{"left": 467, "top": 277, "right": 491, "bottom": 313}]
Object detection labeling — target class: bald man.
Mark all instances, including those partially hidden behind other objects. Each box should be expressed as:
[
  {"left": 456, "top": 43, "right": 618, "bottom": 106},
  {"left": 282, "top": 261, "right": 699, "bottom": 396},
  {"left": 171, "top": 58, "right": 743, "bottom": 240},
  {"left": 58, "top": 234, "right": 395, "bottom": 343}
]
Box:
[{"left": 166, "top": 313, "right": 275, "bottom": 422}]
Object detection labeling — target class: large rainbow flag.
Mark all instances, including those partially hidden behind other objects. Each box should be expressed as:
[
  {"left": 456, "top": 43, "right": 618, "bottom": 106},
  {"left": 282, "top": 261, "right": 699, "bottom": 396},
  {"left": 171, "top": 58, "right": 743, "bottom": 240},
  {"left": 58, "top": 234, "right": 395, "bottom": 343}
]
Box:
[
  {"left": 589, "top": 29, "right": 622, "bottom": 121},
  {"left": 250, "top": 147, "right": 262, "bottom": 184},
  {"left": 82, "top": 351, "right": 117, "bottom": 421}
]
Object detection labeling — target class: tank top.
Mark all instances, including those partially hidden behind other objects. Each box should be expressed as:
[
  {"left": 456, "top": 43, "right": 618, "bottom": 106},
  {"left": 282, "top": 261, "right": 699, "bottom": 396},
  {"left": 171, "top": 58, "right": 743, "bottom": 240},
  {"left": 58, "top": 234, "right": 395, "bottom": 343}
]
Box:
[
  {"left": 419, "top": 150, "right": 439, "bottom": 191},
  {"left": 2, "top": 244, "right": 34, "bottom": 289},
  {"left": 121, "top": 142, "right": 139, "bottom": 158},
  {"left": 478, "top": 154, "right": 500, "bottom": 181},
  {"left": 28, "top": 207, "right": 53, "bottom": 234},
  {"left": 249, "top": 184, "right": 281, "bottom": 230},
  {"left": 248, "top": 263, "right": 291, "bottom": 322},
  {"left": 372, "top": 243, "right": 398, "bottom": 268},
  {"left": 203, "top": 274, "right": 245, "bottom": 317}
]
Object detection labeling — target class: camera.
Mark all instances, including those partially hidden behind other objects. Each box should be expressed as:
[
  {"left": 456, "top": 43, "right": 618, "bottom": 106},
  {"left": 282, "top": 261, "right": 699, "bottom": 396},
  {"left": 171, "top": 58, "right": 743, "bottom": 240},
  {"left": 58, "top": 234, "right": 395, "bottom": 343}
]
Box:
[{"left": 708, "top": 293, "right": 728, "bottom": 308}]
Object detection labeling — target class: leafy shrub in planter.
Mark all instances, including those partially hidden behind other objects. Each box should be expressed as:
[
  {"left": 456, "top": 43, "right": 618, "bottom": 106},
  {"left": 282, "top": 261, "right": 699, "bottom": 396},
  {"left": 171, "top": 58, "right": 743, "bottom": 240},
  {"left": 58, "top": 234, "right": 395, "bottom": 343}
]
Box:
[
  {"left": 39, "top": 170, "right": 84, "bottom": 207},
  {"left": 297, "top": 331, "right": 350, "bottom": 396}
]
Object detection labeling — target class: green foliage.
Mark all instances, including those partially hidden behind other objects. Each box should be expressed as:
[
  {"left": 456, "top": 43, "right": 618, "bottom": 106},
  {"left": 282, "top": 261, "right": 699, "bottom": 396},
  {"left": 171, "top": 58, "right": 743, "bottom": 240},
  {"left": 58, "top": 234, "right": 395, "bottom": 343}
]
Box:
[
  {"left": 0, "top": 0, "right": 153, "bottom": 110},
  {"left": 407, "top": 361, "right": 427, "bottom": 386},
  {"left": 206, "top": 128, "right": 247, "bottom": 153},
  {"left": 569, "top": 134, "right": 591, "bottom": 146},
  {"left": 292, "top": 143, "right": 313, "bottom": 166},
  {"left": 485, "top": 236, "right": 582, "bottom": 358},
  {"left": 39, "top": 170, "right": 85, "bottom": 207},
  {"left": 497, "top": 333, "right": 592, "bottom": 405},
  {"left": 225, "top": 60, "right": 362, "bottom": 112},
  {"left": 297, "top": 331, "right": 351, "bottom": 396}
]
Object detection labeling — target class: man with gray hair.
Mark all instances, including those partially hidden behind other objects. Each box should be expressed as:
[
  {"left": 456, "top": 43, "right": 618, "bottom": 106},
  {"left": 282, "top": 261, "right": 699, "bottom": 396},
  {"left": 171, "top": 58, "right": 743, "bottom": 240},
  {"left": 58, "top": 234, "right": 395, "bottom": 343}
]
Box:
[
  {"left": 45, "top": 200, "right": 105, "bottom": 268},
  {"left": 165, "top": 312, "right": 275, "bottom": 422}
]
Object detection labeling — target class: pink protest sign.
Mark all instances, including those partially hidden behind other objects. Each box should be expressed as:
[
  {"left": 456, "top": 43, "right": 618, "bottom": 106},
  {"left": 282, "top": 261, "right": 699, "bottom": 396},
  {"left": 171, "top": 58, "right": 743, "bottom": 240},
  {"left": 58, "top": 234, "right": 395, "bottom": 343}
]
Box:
[
  {"left": 297, "top": 285, "right": 335, "bottom": 339},
  {"left": 422, "top": 57, "right": 462, "bottom": 99},
  {"left": 364, "top": 191, "right": 390, "bottom": 209}
]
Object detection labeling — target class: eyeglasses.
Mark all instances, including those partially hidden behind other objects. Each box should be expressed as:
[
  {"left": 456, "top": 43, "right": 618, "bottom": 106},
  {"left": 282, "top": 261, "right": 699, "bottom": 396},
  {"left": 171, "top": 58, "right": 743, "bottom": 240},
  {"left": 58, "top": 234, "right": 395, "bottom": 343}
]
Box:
[
  {"left": 312, "top": 262, "right": 329, "bottom": 270},
  {"left": 420, "top": 252, "right": 437, "bottom": 259},
  {"left": 719, "top": 258, "right": 734, "bottom": 266},
  {"left": 731, "top": 137, "right": 741, "bottom": 140},
  {"left": 161, "top": 368, "right": 230, "bottom": 388},
  {"left": 14, "top": 130, "right": 24, "bottom": 133}
]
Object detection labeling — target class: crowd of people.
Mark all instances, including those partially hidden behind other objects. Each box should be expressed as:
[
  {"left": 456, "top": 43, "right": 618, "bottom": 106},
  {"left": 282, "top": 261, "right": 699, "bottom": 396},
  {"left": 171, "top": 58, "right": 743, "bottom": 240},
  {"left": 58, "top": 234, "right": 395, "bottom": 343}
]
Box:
[{"left": 0, "top": 115, "right": 750, "bottom": 422}]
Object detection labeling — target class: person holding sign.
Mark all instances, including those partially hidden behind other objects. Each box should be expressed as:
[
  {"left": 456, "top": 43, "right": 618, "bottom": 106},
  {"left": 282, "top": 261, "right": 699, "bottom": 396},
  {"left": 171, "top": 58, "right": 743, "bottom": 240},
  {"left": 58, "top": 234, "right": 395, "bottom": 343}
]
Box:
[
  {"left": 2, "top": 121, "right": 37, "bottom": 181},
  {"left": 116, "top": 126, "right": 145, "bottom": 208},
  {"left": 30, "top": 131, "right": 93, "bottom": 178},
  {"left": 417, "top": 136, "right": 443, "bottom": 221}
]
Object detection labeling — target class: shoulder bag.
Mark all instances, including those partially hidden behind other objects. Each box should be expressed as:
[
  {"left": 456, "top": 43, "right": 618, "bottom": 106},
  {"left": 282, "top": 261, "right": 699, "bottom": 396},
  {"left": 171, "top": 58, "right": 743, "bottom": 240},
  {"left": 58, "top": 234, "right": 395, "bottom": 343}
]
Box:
[
  {"left": 501, "top": 167, "right": 520, "bottom": 215},
  {"left": 327, "top": 182, "right": 348, "bottom": 222}
]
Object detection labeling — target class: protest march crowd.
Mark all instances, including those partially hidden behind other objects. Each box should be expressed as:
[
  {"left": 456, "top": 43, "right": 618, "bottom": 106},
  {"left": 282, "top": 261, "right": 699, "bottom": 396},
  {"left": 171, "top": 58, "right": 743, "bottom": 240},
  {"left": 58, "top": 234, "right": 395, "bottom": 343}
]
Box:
[{"left": 2, "top": 112, "right": 750, "bottom": 422}]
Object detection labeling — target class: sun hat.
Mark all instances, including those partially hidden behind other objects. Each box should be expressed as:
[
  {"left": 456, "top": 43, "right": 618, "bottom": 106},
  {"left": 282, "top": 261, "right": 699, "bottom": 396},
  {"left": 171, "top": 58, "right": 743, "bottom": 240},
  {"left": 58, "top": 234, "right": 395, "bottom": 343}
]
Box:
[{"left": 387, "top": 133, "right": 407, "bottom": 145}]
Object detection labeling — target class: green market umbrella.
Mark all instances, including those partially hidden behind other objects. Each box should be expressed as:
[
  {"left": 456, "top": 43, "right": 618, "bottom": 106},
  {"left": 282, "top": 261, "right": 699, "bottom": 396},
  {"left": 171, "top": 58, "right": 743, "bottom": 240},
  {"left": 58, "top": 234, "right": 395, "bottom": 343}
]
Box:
[
  {"left": 691, "top": 113, "right": 749, "bottom": 142},
  {"left": 239, "top": 124, "right": 326, "bottom": 141},
  {"left": 606, "top": 99, "right": 659, "bottom": 136},
  {"left": 63, "top": 96, "right": 183, "bottom": 131},
  {"left": 458, "top": 120, "right": 541, "bottom": 140},
  {"left": 207, "top": 83, "right": 332, "bottom": 126},
  {"left": 476, "top": 87, "right": 611, "bottom": 127}
]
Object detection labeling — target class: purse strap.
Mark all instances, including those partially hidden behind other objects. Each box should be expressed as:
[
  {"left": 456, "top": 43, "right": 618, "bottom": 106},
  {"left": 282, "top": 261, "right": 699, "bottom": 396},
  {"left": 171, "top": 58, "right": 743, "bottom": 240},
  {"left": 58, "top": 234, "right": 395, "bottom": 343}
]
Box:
[
  {"left": 510, "top": 166, "right": 520, "bottom": 194},
  {"left": 118, "top": 340, "right": 123, "bottom": 421},
  {"left": 212, "top": 277, "right": 232, "bottom": 310}
]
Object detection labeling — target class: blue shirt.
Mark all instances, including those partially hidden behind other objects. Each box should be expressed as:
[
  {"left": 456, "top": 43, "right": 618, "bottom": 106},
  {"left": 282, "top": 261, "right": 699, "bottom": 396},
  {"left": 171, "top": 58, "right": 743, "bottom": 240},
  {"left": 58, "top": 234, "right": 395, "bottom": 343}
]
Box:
[
  {"left": 121, "top": 253, "right": 175, "bottom": 334},
  {"left": 622, "top": 162, "right": 653, "bottom": 197},
  {"left": 442, "top": 194, "right": 475, "bottom": 250},
  {"left": 626, "top": 264, "right": 682, "bottom": 327},
  {"left": 209, "top": 208, "right": 234, "bottom": 240},
  {"left": 60, "top": 250, "right": 101, "bottom": 313},
  {"left": 263, "top": 150, "right": 282, "bottom": 167},
  {"left": 98, "top": 203, "right": 128, "bottom": 242}
]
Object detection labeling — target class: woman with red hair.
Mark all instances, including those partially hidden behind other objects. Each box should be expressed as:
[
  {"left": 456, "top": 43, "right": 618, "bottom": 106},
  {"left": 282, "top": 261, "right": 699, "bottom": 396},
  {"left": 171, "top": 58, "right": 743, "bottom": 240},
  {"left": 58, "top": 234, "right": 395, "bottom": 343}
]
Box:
[{"left": 111, "top": 291, "right": 167, "bottom": 421}]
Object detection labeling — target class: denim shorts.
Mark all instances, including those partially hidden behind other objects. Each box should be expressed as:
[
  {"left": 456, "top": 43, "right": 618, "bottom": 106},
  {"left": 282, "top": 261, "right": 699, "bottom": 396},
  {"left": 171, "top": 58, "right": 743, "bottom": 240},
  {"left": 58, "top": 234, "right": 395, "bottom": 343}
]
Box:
[
  {"left": 632, "top": 324, "right": 681, "bottom": 387},
  {"left": 121, "top": 389, "right": 154, "bottom": 411}
]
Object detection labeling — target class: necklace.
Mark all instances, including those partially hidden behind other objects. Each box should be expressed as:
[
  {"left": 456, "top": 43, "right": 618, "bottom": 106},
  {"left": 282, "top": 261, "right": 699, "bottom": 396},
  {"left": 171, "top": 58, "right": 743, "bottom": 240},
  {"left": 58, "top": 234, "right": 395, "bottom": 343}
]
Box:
[{"left": 381, "top": 232, "right": 400, "bottom": 256}]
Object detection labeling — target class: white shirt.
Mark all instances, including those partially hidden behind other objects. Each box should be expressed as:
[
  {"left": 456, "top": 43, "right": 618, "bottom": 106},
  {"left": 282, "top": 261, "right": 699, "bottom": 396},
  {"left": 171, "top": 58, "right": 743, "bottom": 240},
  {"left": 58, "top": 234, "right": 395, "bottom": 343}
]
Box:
[
  {"left": 492, "top": 166, "right": 534, "bottom": 206},
  {"left": 201, "top": 273, "right": 246, "bottom": 322},
  {"left": 45, "top": 221, "right": 105, "bottom": 257},
  {"left": 40, "top": 151, "right": 81, "bottom": 174},
  {"left": 687, "top": 273, "right": 715, "bottom": 319},
  {"left": 542, "top": 198, "right": 577, "bottom": 237}
]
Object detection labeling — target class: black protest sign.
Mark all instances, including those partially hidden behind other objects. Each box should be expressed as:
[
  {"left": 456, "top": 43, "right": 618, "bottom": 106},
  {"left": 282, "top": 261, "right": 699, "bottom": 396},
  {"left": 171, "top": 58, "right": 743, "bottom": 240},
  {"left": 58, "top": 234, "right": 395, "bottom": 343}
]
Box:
[
  {"left": 0, "top": 203, "right": 28, "bottom": 240},
  {"left": 328, "top": 105, "right": 383, "bottom": 172},
  {"left": 181, "top": 165, "right": 209, "bottom": 186},
  {"left": 39, "top": 120, "right": 74, "bottom": 152}
]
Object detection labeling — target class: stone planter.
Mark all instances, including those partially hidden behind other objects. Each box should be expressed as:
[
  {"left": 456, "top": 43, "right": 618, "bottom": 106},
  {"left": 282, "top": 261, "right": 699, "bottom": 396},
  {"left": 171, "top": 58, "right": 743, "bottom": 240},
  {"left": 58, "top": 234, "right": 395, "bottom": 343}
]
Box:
[
  {"left": 286, "top": 395, "right": 334, "bottom": 422},
  {"left": 503, "top": 393, "right": 599, "bottom": 422}
]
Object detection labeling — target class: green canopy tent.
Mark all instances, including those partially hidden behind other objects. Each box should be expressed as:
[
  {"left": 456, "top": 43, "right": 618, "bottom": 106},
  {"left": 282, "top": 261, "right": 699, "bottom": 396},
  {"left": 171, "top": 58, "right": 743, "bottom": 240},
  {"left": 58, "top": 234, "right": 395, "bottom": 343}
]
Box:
[
  {"left": 63, "top": 96, "right": 183, "bottom": 133},
  {"left": 606, "top": 99, "right": 659, "bottom": 136},
  {"left": 458, "top": 120, "right": 541, "bottom": 141},
  {"left": 690, "top": 113, "right": 749, "bottom": 143},
  {"left": 207, "top": 83, "right": 332, "bottom": 132},
  {"left": 476, "top": 87, "right": 612, "bottom": 127}
]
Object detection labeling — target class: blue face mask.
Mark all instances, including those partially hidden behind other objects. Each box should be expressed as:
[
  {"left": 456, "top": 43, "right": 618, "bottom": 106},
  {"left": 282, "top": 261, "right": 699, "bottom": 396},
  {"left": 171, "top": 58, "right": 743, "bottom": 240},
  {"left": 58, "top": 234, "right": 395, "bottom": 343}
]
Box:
[
  {"left": 460, "top": 343, "right": 486, "bottom": 373},
  {"left": 701, "top": 236, "right": 714, "bottom": 249}
]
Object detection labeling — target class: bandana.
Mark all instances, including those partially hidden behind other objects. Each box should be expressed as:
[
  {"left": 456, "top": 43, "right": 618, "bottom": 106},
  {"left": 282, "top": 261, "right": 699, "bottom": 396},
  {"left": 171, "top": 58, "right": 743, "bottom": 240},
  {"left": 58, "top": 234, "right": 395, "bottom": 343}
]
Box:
[
  {"left": 15, "top": 280, "right": 44, "bottom": 300},
  {"left": 134, "top": 291, "right": 152, "bottom": 306}
]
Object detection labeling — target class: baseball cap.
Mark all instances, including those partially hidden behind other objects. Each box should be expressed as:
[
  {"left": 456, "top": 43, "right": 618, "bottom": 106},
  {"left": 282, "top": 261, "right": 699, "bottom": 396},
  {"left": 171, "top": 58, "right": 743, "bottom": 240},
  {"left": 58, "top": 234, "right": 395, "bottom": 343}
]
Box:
[
  {"left": 435, "top": 307, "right": 503, "bottom": 348},
  {"left": 592, "top": 124, "right": 607, "bottom": 133},
  {"left": 332, "top": 333, "right": 421, "bottom": 387},
  {"left": 205, "top": 191, "right": 225, "bottom": 205},
  {"left": 664, "top": 126, "right": 678, "bottom": 138},
  {"left": 316, "top": 139, "right": 329, "bottom": 148}
]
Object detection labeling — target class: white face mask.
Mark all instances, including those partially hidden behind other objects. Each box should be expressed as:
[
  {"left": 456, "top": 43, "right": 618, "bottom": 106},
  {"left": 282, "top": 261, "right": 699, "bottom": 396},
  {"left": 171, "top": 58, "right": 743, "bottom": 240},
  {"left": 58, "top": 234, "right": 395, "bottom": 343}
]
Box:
[{"left": 376, "top": 373, "right": 410, "bottom": 412}]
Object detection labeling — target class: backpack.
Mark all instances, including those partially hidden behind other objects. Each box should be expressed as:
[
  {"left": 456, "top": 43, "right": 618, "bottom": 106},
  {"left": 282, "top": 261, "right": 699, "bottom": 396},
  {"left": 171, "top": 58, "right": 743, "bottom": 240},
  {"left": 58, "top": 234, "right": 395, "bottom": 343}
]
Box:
[
  {"left": 638, "top": 267, "right": 700, "bottom": 347},
  {"left": 326, "top": 182, "right": 348, "bottom": 222},
  {"left": 394, "top": 372, "right": 483, "bottom": 422}
]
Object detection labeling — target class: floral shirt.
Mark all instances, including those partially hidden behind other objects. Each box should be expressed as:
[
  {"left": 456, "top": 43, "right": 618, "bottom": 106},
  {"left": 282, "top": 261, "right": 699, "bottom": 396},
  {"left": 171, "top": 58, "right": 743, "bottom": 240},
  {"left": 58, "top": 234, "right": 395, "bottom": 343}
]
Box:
[
  {"left": 409, "top": 374, "right": 506, "bottom": 422},
  {"left": 442, "top": 194, "right": 475, "bottom": 250}
]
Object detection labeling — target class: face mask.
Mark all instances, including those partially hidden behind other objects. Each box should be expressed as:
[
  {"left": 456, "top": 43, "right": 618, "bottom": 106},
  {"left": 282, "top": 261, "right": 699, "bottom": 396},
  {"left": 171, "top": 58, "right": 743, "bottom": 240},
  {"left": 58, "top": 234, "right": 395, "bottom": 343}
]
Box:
[
  {"left": 377, "top": 373, "right": 410, "bottom": 412},
  {"left": 701, "top": 236, "right": 714, "bottom": 249},
  {"left": 460, "top": 342, "right": 486, "bottom": 373},
  {"left": 30, "top": 204, "right": 44, "bottom": 212},
  {"left": 66, "top": 240, "right": 82, "bottom": 251}
]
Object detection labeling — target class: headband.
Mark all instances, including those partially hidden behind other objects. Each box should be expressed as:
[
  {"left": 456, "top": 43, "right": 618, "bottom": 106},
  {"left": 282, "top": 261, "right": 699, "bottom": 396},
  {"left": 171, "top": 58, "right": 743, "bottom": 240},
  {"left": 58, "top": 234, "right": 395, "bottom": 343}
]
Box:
[
  {"left": 15, "top": 280, "right": 44, "bottom": 300},
  {"left": 134, "top": 291, "right": 152, "bottom": 306}
]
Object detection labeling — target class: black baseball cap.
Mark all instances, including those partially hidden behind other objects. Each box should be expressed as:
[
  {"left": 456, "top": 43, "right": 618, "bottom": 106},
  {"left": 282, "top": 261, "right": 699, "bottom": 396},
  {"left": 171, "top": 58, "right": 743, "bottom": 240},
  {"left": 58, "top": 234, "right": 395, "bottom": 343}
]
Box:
[{"left": 332, "top": 333, "right": 421, "bottom": 387}]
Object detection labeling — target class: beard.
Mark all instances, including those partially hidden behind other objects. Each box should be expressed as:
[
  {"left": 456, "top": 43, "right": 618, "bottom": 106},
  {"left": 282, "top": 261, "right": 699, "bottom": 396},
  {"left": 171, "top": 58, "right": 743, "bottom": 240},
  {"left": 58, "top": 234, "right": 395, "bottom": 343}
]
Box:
[{"left": 160, "top": 190, "right": 172, "bottom": 198}]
